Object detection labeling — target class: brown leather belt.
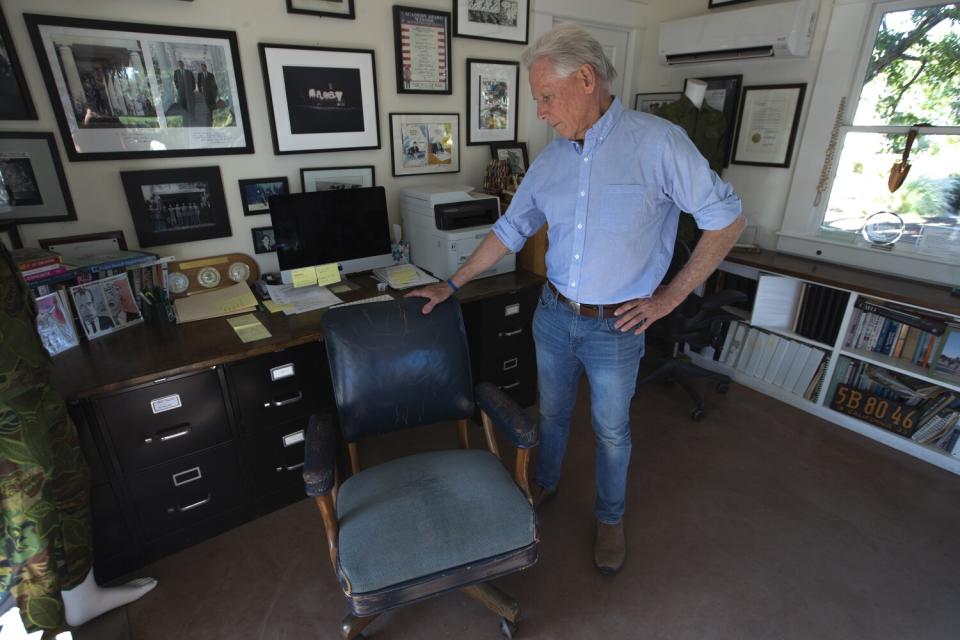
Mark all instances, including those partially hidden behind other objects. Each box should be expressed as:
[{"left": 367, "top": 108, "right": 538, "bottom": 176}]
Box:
[{"left": 547, "top": 282, "right": 621, "bottom": 319}]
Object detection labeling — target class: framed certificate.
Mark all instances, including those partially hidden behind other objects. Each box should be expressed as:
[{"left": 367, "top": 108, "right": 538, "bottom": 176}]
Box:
[
  {"left": 393, "top": 6, "right": 452, "bottom": 95},
  {"left": 732, "top": 84, "right": 806, "bottom": 168}
]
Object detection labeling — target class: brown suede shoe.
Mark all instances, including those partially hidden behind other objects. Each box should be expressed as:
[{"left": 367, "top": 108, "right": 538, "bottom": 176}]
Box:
[
  {"left": 594, "top": 520, "right": 626, "bottom": 575},
  {"left": 530, "top": 483, "right": 557, "bottom": 511}
]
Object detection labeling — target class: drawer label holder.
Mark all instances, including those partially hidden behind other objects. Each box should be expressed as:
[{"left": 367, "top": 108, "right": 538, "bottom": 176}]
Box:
[{"left": 150, "top": 394, "right": 182, "bottom": 414}]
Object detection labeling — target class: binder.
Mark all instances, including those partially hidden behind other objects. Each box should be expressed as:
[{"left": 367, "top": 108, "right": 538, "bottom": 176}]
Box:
[
  {"left": 762, "top": 338, "right": 791, "bottom": 383},
  {"left": 736, "top": 328, "right": 761, "bottom": 373},
  {"left": 792, "top": 349, "right": 825, "bottom": 395},
  {"left": 772, "top": 341, "right": 802, "bottom": 387},
  {"left": 780, "top": 343, "right": 813, "bottom": 390}
]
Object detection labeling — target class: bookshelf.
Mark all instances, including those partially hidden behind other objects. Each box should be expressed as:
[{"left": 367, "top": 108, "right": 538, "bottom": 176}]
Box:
[{"left": 693, "top": 251, "right": 960, "bottom": 474}]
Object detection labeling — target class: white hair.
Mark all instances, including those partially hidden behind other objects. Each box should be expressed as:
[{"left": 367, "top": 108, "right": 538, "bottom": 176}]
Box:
[{"left": 520, "top": 23, "right": 617, "bottom": 91}]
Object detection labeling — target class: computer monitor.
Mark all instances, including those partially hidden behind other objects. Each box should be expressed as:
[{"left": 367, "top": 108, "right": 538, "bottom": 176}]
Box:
[{"left": 268, "top": 186, "right": 393, "bottom": 281}]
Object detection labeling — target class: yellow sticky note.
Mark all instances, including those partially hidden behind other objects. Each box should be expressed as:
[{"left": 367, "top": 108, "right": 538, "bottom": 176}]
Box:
[
  {"left": 390, "top": 266, "right": 418, "bottom": 285},
  {"left": 227, "top": 314, "right": 272, "bottom": 343},
  {"left": 291, "top": 267, "right": 318, "bottom": 288},
  {"left": 263, "top": 300, "right": 294, "bottom": 314},
  {"left": 314, "top": 263, "right": 342, "bottom": 287}
]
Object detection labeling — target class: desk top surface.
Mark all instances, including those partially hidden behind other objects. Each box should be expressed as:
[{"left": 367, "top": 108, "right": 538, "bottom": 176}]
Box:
[{"left": 52, "top": 270, "right": 543, "bottom": 401}]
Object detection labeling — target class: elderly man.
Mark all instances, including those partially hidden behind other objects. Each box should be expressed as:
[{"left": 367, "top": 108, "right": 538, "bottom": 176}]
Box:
[{"left": 409, "top": 23, "right": 744, "bottom": 575}]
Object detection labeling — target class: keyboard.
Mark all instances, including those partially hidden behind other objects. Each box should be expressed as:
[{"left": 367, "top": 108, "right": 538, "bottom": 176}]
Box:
[{"left": 330, "top": 294, "right": 395, "bottom": 309}]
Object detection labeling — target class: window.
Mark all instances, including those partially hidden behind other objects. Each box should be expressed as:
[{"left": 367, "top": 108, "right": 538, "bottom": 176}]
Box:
[{"left": 779, "top": 0, "right": 960, "bottom": 285}]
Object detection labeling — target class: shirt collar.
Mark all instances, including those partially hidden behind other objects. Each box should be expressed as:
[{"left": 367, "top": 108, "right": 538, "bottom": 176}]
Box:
[{"left": 567, "top": 96, "right": 624, "bottom": 151}]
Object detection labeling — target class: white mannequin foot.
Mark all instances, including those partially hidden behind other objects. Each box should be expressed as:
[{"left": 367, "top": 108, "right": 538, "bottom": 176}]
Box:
[{"left": 61, "top": 569, "right": 157, "bottom": 627}]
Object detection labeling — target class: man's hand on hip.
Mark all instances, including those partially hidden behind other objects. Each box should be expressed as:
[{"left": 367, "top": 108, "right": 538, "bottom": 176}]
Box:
[
  {"left": 405, "top": 282, "right": 454, "bottom": 314},
  {"left": 612, "top": 290, "right": 677, "bottom": 334}
]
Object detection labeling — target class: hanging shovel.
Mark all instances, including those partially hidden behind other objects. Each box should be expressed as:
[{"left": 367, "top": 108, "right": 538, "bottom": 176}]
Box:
[{"left": 887, "top": 127, "right": 920, "bottom": 193}]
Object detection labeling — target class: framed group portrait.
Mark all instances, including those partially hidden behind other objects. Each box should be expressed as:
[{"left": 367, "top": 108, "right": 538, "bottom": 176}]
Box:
[
  {"left": 120, "top": 166, "right": 231, "bottom": 247},
  {"left": 393, "top": 6, "right": 451, "bottom": 95},
  {"left": 259, "top": 44, "right": 381, "bottom": 155},
  {"left": 286, "top": 0, "right": 355, "bottom": 19},
  {"left": 0, "top": 5, "right": 37, "bottom": 119},
  {"left": 453, "top": 0, "right": 529, "bottom": 44},
  {"left": 389, "top": 113, "right": 460, "bottom": 177},
  {"left": 23, "top": 14, "right": 254, "bottom": 161},
  {"left": 466, "top": 58, "right": 519, "bottom": 145},
  {"left": 300, "top": 165, "right": 375, "bottom": 192},
  {"left": 238, "top": 177, "right": 289, "bottom": 216},
  {"left": 685, "top": 74, "right": 743, "bottom": 167},
  {"left": 0, "top": 132, "right": 77, "bottom": 225}
]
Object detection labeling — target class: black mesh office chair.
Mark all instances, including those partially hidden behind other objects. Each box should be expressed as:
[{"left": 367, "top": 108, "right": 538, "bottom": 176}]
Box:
[
  {"left": 636, "top": 240, "right": 747, "bottom": 420},
  {"left": 303, "top": 298, "right": 538, "bottom": 640}
]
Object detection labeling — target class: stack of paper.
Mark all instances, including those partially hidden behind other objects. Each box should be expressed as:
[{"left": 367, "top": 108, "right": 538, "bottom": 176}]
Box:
[
  {"left": 264, "top": 283, "right": 341, "bottom": 315},
  {"left": 372, "top": 264, "right": 438, "bottom": 290},
  {"left": 174, "top": 282, "right": 258, "bottom": 323}
]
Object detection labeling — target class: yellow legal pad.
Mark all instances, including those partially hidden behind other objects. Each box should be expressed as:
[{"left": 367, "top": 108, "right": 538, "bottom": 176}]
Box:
[
  {"left": 227, "top": 314, "right": 272, "bottom": 343},
  {"left": 173, "top": 282, "right": 258, "bottom": 323}
]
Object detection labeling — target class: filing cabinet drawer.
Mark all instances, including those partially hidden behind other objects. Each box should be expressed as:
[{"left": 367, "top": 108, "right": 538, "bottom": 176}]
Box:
[
  {"left": 239, "top": 418, "right": 308, "bottom": 494},
  {"left": 128, "top": 443, "right": 244, "bottom": 538},
  {"left": 96, "top": 370, "right": 231, "bottom": 473},
  {"left": 477, "top": 287, "right": 538, "bottom": 335},
  {"left": 226, "top": 343, "right": 328, "bottom": 433}
]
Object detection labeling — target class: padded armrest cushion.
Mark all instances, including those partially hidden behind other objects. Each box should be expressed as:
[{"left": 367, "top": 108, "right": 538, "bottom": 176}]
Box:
[
  {"left": 303, "top": 412, "right": 337, "bottom": 497},
  {"left": 475, "top": 382, "right": 538, "bottom": 449},
  {"left": 699, "top": 290, "right": 748, "bottom": 311}
]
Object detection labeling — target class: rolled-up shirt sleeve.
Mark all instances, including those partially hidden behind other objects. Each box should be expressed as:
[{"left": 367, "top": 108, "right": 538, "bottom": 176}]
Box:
[{"left": 491, "top": 169, "right": 547, "bottom": 253}]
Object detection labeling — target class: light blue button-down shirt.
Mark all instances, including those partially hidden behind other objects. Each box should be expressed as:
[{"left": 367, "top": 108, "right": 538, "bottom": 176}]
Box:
[{"left": 492, "top": 97, "right": 741, "bottom": 305}]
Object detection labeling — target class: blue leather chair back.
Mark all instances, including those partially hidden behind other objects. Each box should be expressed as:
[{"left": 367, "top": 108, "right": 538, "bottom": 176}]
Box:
[{"left": 321, "top": 297, "right": 475, "bottom": 442}]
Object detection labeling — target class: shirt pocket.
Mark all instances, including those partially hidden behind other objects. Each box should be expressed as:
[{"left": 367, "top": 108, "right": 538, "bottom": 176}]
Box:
[{"left": 594, "top": 184, "right": 647, "bottom": 232}]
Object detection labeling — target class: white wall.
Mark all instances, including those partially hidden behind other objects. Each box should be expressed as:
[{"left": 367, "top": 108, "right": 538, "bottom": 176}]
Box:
[{"left": 1, "top": 0, "right": 835, "bottom": 270}]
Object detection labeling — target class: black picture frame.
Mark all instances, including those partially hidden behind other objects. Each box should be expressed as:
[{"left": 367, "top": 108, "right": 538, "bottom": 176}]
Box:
[
  {"left": 0, "top": 5, "right": 37, "bottom": 119},
  {"left": 389, "top": 112, "right": 460, "bottom": 177},
  {"left": 393, "top": 6, "right": 452, "bottom": 95},
  {"left": 732, "top": 83, "right": 806, "bottom": 169},
  {"left": 684, "top": 74, "right": 742, "bottom": 168},
  {"left": 251, "top": 226, "right": 276, "bottom": 254},
  {"left": 238, "top": 176, "right": 289, "bottom": 216},
  {"left": 708, "top": 0, "right": 759, "bottom": 8},
  {"left": 467, "top": 58, "right": 519, "bottom": 145},
  {"left": 453, "top": 0, "right": 530, "bottom": 44},
  {"left": 0, "top": 222, "right": 23, "bottom": 251},
  {"left": 23, "top": 14, "right": 254, "bottom": 161},
  {"left": 489, "top": 141, "right": 529, "bottom": 176},
  {"left": 0, "top": 132, "right": 77, "bottom": 225},
  {"left": 300, "top": 165, "right": 375, "bottom": 192},
  {"left": 633, "top": 92, "right": 682, "bottom": 114},
  {"left": 121, "top": 166, "right": 231, "bottom": 248},
  {"left": 286, "top": 0, "right": 355, "bottom": 19},
  {"left": 259, "top": 43, "right": 381, "bottom": 155}
]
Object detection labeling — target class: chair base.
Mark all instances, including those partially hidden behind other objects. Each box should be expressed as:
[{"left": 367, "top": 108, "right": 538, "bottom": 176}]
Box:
[
  {"left": 637, "top": 356, "right": 730, "bottom": 420},
  {"left": 341, "top": 613, "right": 378, "bottom": 640}
]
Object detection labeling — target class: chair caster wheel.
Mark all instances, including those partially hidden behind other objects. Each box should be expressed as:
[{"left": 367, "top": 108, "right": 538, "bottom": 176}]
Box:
[
  {"left": 715, "top": 382, "right": 729, "bottom": 394},
  {"left": 690, "top": 408, "right": 705, "bottom": 421},
  {"left": 500, "top": 617, "right": 518, "bottom": 639}
]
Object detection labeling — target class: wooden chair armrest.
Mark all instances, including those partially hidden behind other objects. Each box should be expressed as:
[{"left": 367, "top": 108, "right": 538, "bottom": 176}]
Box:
[
  {"left": 303, "top": 412, "right": 337, "bottom": 497},
  {"left": 475, "top": 382, "right": 538, "bottom": 499}
]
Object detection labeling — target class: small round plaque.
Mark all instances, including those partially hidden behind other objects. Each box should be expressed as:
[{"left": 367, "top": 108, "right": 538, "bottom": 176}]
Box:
[
  {"left": 168, "top": 271, "right": 190, "bottom": 294},
  {"left": 197, "top": 266, "right": 221, "bottom": 288},
  {"left": 227, "top": 261, "right": 250, "bottom": 283}
]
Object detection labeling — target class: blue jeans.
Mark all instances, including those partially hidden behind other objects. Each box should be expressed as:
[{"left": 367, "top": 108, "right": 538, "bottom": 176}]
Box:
[{"left": 533, "top": 284, "right": 645, "bottom": 524}]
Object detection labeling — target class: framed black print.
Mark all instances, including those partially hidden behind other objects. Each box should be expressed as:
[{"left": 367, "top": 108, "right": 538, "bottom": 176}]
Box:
[
  {"left": 0, "top": 132, "right": 77, "bottom": 225},
  {"left": 238, "top": 177, "right": 289, "bottom": 216},
  {"left": 259, "top": 43, "right": 380, "bottom": 154},
  {"left": 732, "top": 84, "right": 807, "bottom": 168},
  {"left": 394, "top": 6, "right": 451, "bottom": 95},
  {"left": 24, "top": 14, "right": 253, "bottom": 161},
  {"left": 453, "top": 0, "right": 529, "bottom": 44},
  {"left": 251, "top": 226, "right": 276, "bottom": 254},
  {"left": 121, "top": 166, "right": 231, "bottom": 247},
  {"left": 286, "top": 0, "right": 355, "bottom": 19},
  {"left": 300, "top": 165, "right": 375, "bottom": 192},
  {"left": 0, "top": 5, "right": 37, "bottom": 119},
  {"left": 467, "top": 58, "right": 519, "bottom": 145},
  {"left": 684, "top": 74, "right": 742, "bottom": 168}
]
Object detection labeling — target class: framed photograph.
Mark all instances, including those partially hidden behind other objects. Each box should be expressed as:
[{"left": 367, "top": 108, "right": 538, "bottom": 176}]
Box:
[
  {"left": 394, "top": 6, "right": 451, "bottom": 95},
  {"left": 286, "top": 0, "right": 355, "bottom": 19},
  {"left": 634, "top": 92, "right": 681, "bottom": 114},
  {"left": 120, "top": 166, "right": 231, "bottom": 248},
  {"left": 0, "top": 222, "right": 22, "bottom": 251},
  {"left": 0, "top": 5, "right": 37, "bottom": 119},
  {"left": 732, "top": 83, "right": 806, "bottom": 168},
  {"left": 931, "top": 326, "right": 960, "bottom": 386},
  {"left": 24, "top": 14, "right": 253, "bottom": 161},
  {"left": 0, "top": 132, "right": 77, "bottom": 225},
  {"left": 35, "top": 291, "right": 79, "bottom": 355},
  {"left": 709, "top": 0, "right": 758, "bottom": 7},
  {"left": 300, "top": 165, "right": 375, "bottom": 192},
  {"left": 40, "top": 231, "right": 128, "bottom": 258},
  {"left": 69, "top": 273, "right": 143, "bottom": 341},
  {"left": 259, "top": 44, "right": 380, "bottom": 155},
  {"left": 489, "top": 141, "right": 529, "bottom": 176},
  {"left": 238, "top": 177, "right": 289, "bottom": 216},
  {"left": 466, "top": 58, "right": 519, "bottom": 145},
  {"left": 389, "top": 113, "right": 460, "bottom": 177},
  {"left": 453, "top": 0, "right": 529, "bottom": 44},
  {"left": 251, "top": 226, "right": 276, "bottom": 254},
  {"left": 685, "top": 75, "right": 742, "bottom": 168}
]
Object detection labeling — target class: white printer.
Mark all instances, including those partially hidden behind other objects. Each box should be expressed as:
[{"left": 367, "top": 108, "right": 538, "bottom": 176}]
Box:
[{"left": 401, "top": 185, "right": 515, "bottom": 280}]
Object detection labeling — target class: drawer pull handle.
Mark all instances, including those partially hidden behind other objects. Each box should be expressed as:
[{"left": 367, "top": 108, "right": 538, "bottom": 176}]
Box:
[
  {"left": 276, "top": 462, "right": 305, "bottom": 473},
  {"left": 499, "top": 381, "right": 521, "bottom": 390},
  {"left": 172, "top": 466, "right": 202, "bottom": 487},
  {"left": 264, "top": 391, "right": 303, "bottom": 408},
  {"left": 145, "top": 423, "right": 192, "bottom": 444},
  {"left": 176, "top": 494, "right": 211, "bottom": 513},
  {"left": 498, "top": 329, "right": 523, "bottom": 337}
]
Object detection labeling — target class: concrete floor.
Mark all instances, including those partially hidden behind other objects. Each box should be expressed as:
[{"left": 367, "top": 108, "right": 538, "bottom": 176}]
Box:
[{"left": 78, "top": 377, "right": 960, "bottom": 639}]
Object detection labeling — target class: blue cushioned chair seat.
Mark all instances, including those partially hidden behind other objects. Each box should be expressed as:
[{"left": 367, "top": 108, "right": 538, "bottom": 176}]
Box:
[{"left": 336, "top": 449, "right": 536, "bottom": 595}]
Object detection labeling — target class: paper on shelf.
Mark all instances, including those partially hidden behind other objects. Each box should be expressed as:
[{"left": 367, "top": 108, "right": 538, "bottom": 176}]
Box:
[
  {"left": 174, "top": 282, "right": 258, "bottom": 323},
  {"left": 227, "top": 314, "right": 272, "bottom": 343}
]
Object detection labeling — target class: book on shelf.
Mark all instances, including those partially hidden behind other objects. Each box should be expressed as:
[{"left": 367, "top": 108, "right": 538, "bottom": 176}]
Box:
[
  {"left": 736, "top": 328, "right": 762, "bottom": 373},
  {"left": 804, "top": 358, "right": 829, "bottom": 401},
  {"left": 854, "top": 297, "right": 947, "bottom": 336},
  {"left": 22, "top": 262, "right": 71, "bottom": 281},
  {"left": 781, "top": 343, "right": 814, "bottom": 392},
  {"left": 914, "top": 391, "right": 957, "bottom": 431},
  {"left": 723, "top": 322, "right": 749, "bottom": 368},
  {"left": 10, "top": 247, "right": 62, "bottom": 271},
  {"left": 910, "top": 409, "right": 958, "bottom": 445},
  {"left": 763, "top": 338, "right": 791, "bottom": 383}
]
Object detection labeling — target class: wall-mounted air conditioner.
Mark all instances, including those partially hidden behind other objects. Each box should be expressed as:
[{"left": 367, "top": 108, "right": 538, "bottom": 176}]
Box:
[{"left": 658, "top": 0, "right": 819, "bottom": 65}]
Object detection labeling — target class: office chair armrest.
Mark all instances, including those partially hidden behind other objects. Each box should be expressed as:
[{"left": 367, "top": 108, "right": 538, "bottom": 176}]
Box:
[
  {"left": 303, "top": 411, "right": 337, "bottom": 497},
  {"left": 475, "top": 382, "right": 539, "bottom": 449},
  {"left": 699, "top": 290, "right": 748, "bottom": 311}
]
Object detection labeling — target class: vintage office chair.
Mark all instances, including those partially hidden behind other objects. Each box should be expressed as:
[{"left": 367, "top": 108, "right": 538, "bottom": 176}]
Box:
[
  {"left": 304, "top": 298, "right": 539, "bottom": 640},
  {"left": 636, "top": 240, "right": 747, "bottom": 421}
]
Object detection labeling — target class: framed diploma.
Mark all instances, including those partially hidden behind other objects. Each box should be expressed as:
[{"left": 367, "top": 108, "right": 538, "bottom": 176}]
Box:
[
  {"left": 732, "top": 83, "right": 806, "bottom": 168},
  {"left": 393, "top": 6, "right": 452, "bottom": 95}
]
